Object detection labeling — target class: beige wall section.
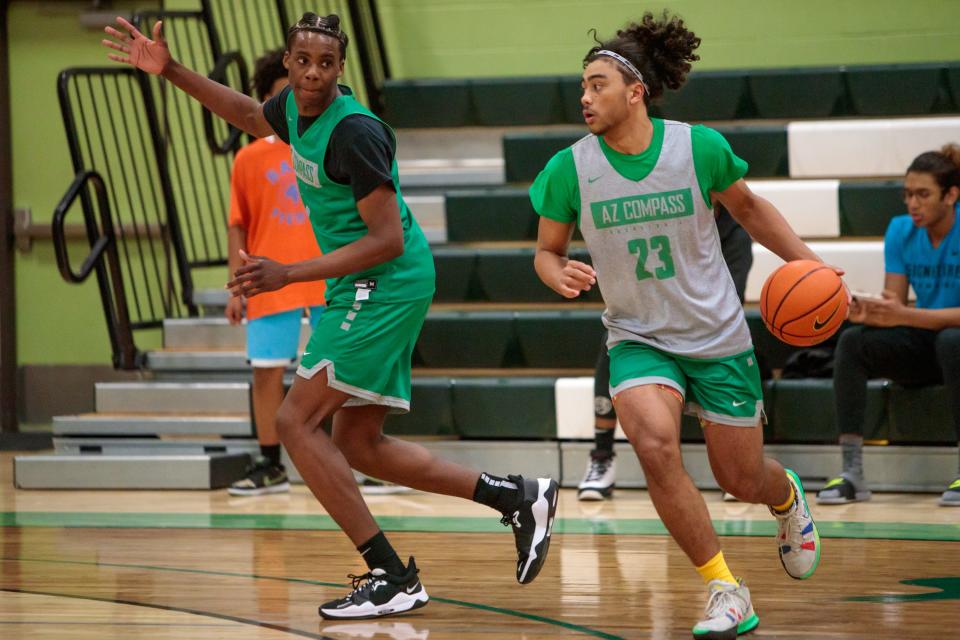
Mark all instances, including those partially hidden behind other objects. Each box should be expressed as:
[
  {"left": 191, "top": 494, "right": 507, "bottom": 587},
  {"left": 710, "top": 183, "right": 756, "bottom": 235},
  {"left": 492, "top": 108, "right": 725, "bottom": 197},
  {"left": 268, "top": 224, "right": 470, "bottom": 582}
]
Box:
[{"left": 378, "top": 0, "right": 960, "bottom": 78}]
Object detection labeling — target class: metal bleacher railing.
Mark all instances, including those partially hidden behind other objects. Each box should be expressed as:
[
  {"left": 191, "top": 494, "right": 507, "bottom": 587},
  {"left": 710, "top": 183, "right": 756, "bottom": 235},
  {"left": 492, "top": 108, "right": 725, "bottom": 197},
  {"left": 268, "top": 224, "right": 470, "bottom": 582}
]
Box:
[{"left": 51, "top": 2, "right": 389, "bottom": 370}]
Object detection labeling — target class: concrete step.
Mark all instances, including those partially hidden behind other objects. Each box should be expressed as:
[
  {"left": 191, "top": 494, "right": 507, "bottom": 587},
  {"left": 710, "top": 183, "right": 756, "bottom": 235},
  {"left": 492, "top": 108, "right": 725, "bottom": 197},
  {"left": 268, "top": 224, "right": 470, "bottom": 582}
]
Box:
[
  {"left": 559, "top": 442, "right": 959, "bottom": 492},
  {"left": 147, "top": 351, "right": 253, "bottom": 372},
  {"left": 163, "top": 317, "right": 313, "bottom": 350},
  {"left": 13, "top": 453, "right": 251, "bottom": 489},
  {"left": 95, "top": 382, "right": 249, "bottom": 414},
  {"left": 398, "top": 158, "right": 504, "bottom": 188},
  {"left": 52, "top": 437, "right": 258, "bottom": 456},
  {"left": 405, "top": 194, "right": 446, "bottom": 244},
  {"left": 53, "top": 413, "right": 251, "bottom": 436}
]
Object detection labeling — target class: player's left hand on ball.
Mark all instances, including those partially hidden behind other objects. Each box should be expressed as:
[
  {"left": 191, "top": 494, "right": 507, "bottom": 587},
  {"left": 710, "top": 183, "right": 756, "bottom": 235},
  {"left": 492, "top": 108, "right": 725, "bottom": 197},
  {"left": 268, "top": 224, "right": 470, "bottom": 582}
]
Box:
[{"left": 226, "top": 249, "right": 289, "bottom": 298}]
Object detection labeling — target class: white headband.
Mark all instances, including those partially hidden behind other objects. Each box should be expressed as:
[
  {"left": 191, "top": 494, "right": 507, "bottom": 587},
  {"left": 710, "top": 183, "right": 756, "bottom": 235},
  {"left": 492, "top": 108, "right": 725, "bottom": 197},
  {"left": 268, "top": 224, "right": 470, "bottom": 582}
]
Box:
[{"left": 595, "top": 49, "right": 650, "bottom": 94}]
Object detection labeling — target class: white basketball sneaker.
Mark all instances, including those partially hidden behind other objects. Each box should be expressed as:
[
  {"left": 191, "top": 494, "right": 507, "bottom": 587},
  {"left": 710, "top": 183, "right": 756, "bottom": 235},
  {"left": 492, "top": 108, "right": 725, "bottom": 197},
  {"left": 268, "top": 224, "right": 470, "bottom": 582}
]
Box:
[
  {"left": 771, "top": 469, "right": 821, "bottom": 580},
  {"left": 692, "top": 578, "right": 759, "bottom": 639}
]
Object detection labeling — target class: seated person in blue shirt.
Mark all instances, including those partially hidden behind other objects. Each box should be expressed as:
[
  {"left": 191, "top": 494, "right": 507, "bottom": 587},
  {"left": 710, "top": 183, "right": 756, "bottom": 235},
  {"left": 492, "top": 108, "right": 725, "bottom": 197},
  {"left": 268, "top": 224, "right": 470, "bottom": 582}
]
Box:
[{"left": 818, "top": 144, "right": 960, "bottom": 507}]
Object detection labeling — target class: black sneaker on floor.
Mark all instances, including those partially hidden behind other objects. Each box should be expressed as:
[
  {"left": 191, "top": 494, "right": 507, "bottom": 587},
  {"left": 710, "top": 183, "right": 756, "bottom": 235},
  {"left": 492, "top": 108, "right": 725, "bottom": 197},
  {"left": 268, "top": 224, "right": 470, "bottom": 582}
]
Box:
[
  {"left": 228, "top": 456, "right": 290, "bottom": 496},
  {"left": 815, "top": 474, "right": 871, "bottom": 505},
  {"left": 500, "top": 475, "right": 559, "bottom": 584},
  {"left": 319, "top": 557, "right": 428, "bottom": 620}
]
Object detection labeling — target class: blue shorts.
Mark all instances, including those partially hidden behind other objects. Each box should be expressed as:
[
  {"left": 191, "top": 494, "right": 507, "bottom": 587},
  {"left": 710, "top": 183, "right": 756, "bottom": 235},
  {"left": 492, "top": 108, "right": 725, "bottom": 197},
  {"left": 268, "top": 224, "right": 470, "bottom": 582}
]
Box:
[{"left": 247, "top": 306, "right": 324, "bottom": 368}]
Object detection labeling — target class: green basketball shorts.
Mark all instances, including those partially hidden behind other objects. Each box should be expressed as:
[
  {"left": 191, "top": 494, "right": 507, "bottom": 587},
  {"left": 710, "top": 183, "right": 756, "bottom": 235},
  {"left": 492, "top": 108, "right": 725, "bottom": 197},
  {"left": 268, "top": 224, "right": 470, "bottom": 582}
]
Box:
[
  {"left": 608, "top": 340, "right": 764, "bottom": 427},
  {"left": 297, "top": 296, "right": 432, "bottom": 413}
]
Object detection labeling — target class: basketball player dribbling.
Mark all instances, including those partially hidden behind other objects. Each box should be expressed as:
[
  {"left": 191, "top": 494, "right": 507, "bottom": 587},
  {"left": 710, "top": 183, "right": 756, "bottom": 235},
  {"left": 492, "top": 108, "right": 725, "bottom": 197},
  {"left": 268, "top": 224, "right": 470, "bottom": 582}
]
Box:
[{"left": 531, "top": 12, "right": 843, "bottom": 638}]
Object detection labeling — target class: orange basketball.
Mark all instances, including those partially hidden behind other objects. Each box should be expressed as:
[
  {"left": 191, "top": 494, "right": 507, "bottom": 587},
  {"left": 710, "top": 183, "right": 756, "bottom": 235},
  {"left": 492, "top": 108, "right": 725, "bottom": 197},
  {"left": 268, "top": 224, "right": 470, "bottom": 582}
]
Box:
[{"left": 760, "top": 260, "right": 848, "bottom": 347}]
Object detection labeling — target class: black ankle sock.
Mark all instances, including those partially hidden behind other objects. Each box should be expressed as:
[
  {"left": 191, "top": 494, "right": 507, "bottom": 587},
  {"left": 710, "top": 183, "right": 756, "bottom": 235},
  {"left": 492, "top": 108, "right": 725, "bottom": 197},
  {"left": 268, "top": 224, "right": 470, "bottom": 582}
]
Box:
[
  {"left": 594, "top": 428, "right": 615, "bottom": 455},
  {"left": 357, "top": 531, "right": 406, "bottom": 575},
  {"left": 472, "top": 472, "right": 523, "bottom": 514},
  {"left": 260, "top": 444, "right": 282, "bottom": 467}
]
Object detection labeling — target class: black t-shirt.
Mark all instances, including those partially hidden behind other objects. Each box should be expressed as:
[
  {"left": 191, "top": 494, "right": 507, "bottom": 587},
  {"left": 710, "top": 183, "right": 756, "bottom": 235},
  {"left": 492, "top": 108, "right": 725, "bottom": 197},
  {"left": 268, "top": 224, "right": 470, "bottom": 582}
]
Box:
[{"left": 262, "top": 85, "right": 396, "bottom": 201}]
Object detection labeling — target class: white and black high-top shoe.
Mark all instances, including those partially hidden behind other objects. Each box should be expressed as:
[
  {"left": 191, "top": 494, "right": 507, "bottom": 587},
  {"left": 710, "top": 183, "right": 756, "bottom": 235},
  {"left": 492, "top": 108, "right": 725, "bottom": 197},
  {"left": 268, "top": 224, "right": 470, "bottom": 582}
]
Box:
[
  {"left": 500, "top": 475, "right": 559, "bottom": 584},
  {"left": 319, "top": 557, "right": 428, "bottom": 620},
  {"left": 577, "top": 449, "right": 616, "bottom": 501}
]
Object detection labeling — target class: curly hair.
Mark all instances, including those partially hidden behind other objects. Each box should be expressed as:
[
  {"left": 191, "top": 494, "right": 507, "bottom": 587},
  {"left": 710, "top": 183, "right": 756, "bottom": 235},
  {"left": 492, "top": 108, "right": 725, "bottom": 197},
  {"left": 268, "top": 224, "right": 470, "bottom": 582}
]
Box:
[
  {"left": 583, "top": 11, "right": 701, "bottom": 104},
  {"left": 251, "top": 49, "right": 286, "bottom": 101},
  {"left": 286, "top": 12, "right": 349, "bottom": 60},
  {"left": 908, "top": 143, "right": 960, "bottom": 193}
]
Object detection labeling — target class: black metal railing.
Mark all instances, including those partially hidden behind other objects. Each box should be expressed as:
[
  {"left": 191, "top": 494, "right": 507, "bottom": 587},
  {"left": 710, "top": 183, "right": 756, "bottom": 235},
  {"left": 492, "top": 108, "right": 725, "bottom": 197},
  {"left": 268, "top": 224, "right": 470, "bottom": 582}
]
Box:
[
  {"left": 134, "top": 10, "right": 245, "bottom": 271},
  {"left": 51, "top": 3, "right": 391, "bottom": 370},
  {"left": 54, "top": 68, "right": 193, "bottom": 368}
]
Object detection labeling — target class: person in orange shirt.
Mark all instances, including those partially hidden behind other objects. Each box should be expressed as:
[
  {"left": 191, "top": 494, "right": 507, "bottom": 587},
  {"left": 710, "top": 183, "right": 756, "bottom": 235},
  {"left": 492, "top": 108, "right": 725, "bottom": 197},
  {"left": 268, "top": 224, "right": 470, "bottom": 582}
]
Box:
[{"left": 226, "top": 49, "right": 327, "bottom": 496}]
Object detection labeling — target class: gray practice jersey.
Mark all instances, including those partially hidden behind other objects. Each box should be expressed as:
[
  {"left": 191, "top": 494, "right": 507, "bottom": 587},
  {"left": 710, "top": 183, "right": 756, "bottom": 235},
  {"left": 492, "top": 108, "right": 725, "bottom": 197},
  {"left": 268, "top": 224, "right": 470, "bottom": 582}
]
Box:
[{"left": 572, "top": 120, "right": 752, "bottom": 358}]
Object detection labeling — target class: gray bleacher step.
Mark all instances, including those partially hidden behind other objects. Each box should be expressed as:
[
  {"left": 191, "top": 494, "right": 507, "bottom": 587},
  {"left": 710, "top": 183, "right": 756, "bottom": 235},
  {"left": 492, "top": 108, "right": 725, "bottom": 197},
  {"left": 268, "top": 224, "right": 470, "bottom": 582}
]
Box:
[
  {"left": 398, "top": 159, "right": 504, "bottom": 188},
  {"left": 95, "top": 382, "right": 249, "bottom": 414},
  {"left": 13, "top": 453, "right": 251, "bottom": 489},
  {"left": 193, "top": 288, "right": 230, "bottom": 310},
  {"left": 147, "top": 351, "right": 253, "bottom": 372},
  {"left": 53, "top": 437, "right": 259, "bottom": 456},
  {"left": 53, "top": 413, "right": 252, "bottom": 437},
  {"left": 163, "top": 317, "right": 311, "bottom": 350},
  {"left": 559, "top": 442, "right": 959, "bottom": 493},
  {"left": 405, "top": 195, "right": 446, "bottom": 244}
]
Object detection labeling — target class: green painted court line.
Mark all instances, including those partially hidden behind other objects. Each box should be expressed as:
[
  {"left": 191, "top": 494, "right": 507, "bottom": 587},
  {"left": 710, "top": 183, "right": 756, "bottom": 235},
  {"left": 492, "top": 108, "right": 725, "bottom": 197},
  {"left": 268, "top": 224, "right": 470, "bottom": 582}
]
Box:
[
  {"left": 2, "top": 511, "right": 959, "bottom": 541},
  {"left": 848, "top": 577, "right": 960, "bottom": 603},
  {"left": 3, "top": 557, "right": 624, "bottom": 640}
]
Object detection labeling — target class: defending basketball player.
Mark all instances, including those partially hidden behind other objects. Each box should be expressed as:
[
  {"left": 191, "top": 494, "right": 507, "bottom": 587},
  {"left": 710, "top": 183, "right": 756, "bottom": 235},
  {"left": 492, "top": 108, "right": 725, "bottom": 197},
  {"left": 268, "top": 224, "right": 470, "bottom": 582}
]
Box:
[
  {"left": 531, "top": 13, "right": 842, "bottom": 639},
  {"left": 102, "top": 12, "right": 559, "bottom": 620}
]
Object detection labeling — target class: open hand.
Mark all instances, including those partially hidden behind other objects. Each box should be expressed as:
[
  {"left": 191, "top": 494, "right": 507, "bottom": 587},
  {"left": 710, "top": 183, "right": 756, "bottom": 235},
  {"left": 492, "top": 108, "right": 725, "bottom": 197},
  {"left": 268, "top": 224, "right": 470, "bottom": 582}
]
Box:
[
  {"left": 556, "top": 260, "right": 597, "bottom": 299},
  {"left": 226, "top": 250, "right": 289, "bottom": 298},
  {"left": 102, "top": 17, "right": 171, "bottom": 75}
]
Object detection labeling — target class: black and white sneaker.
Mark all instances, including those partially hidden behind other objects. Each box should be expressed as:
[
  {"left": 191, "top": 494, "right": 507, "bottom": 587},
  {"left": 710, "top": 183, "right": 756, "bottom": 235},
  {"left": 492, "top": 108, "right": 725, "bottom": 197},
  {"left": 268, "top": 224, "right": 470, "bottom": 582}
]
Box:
[
  {"left": 228, "top": 456, "right": 290, "bottom": 496},
  {"left": 500, "top": 475, "right": 559, "bottom": 584},
  {"left": 319, "top": 557, "right": 428, "bottom": 620},
  {"left": 577, "top": 449, "right": 616, "bottom": 501}
]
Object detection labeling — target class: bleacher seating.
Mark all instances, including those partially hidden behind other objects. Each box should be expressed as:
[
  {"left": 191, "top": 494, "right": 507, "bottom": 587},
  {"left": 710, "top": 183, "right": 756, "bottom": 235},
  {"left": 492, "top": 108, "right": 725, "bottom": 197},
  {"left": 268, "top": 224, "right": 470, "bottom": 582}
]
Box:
[
  {"left": 443, "top": 181, "right": 900, "bottom": 243},
  {"left": 383, "top": 62, "right": 960, "bottom": 129}
]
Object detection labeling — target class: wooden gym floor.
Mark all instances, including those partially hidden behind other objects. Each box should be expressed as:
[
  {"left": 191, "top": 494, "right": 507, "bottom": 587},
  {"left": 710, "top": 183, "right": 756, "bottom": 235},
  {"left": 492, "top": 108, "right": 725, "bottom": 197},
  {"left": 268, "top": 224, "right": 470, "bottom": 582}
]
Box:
[{"left": 1, "top": 453, "right": 958, "bottom": 639}]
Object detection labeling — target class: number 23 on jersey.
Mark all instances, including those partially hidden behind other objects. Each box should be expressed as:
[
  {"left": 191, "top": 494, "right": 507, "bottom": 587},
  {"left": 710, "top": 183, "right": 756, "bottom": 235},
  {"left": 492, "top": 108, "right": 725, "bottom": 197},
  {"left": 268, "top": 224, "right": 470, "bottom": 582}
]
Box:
[{"left": 628, "top": 235, "right": 676, "bottom": 281}]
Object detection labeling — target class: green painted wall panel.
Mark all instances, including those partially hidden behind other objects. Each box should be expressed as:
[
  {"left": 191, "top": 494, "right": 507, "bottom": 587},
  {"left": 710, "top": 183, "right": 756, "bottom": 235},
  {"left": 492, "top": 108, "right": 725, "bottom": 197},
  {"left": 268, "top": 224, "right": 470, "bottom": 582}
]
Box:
[{"left": 378, "top": 1, "right": 960, "bottom": 78}]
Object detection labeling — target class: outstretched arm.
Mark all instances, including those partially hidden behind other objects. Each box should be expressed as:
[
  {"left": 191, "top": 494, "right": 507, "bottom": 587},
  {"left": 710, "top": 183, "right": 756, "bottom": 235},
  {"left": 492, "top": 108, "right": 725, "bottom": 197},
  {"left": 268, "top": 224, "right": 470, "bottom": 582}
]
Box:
[{"left": 102, "top": 17, "right": 274, "bottom": 138}]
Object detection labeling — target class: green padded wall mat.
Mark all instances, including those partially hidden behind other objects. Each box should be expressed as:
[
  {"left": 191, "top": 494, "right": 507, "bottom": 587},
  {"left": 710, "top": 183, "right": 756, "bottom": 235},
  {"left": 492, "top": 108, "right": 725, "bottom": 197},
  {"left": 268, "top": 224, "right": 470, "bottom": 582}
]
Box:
[
  {"left": 748, "top": 67, "right": 844, "bottom": 118},
  {"left": 472, "top": 77, "right": 564, "bottom": 126},
  {"left": 445, "top": 188, "right": 538, "bottom": 241},
  {"left": 385, "top": 377, "right": 456, "bottom": 435},
  {"left": 845, "top": 63, "right": 944, "bottom": 116},
  {"left": 417, "top": 312, "right": 515, "bottom": 368},
  {"left": 452, "top": 377, "right": 556, "bottom": 438},
  {"left": 515, "top": 310, "right": 605, "bottom": 368},
  {"left": 653, "top": 71, "right": 750, "bottom": 121},
  {"left": 767, "top": 379, "right": 889, "bottom": 443},
  {"left": 838, "top": 181, "right": 903, "bottom": 236},
  {"left": 432, "top": 248, "right": 479, "bottom": 302},
  {"left": 383, "top": 79, "right": 472, "bottom": 127},
  {"left": 888, "top": 384, "right": 955, "bottom": 444}
]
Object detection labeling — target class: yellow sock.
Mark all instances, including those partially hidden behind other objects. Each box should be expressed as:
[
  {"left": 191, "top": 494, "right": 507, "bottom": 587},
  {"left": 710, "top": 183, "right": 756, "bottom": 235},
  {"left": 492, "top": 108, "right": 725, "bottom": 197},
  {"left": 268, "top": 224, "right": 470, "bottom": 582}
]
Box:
[
  {"left": 695, "top": 551, "right": 737, "bottom": 586},
  {"left": 772, "top": 479, "right": 796, "bottom": 513}
]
